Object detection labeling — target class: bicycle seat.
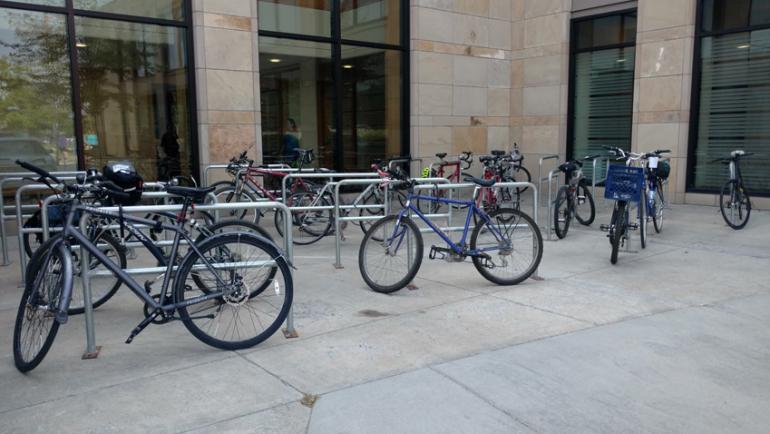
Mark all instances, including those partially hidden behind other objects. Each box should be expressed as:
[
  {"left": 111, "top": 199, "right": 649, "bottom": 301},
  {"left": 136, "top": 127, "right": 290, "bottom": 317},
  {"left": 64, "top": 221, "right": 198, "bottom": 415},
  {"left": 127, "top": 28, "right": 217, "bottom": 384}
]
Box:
[
  {"left": 491, "top": 150, "right": 506, "bottom": 157},
  {"left": 435, "top": 152, "right": 447, "bottom": 159},
  {"left": 166, "top": 185, "right": 216, "bottom": 202},
  {"left": 558, "top": 162, "right": 579, "bottom": 173},
  {"left": 463, "top": 174, "right": 496, "bottom": 187},
  {"left": 479, "top": 155, "right": 495, "bottom": 162},
  {"left": 731, "top": 150, "right": 746, "bottom": 157}
]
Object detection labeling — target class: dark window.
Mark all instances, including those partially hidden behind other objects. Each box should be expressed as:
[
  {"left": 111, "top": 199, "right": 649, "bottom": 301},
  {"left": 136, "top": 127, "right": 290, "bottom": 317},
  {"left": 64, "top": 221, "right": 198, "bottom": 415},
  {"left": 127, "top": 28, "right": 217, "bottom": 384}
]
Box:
[
  {"left": 569, "top": 11, "right": 637, "bottom": 180},
  {"left": 258, "top": 0, "right": 407, "bottom": 172},
  {"left": 0, "top": 1, "right": 196, "bottom": 179},
  {"left": 690, "top": 1, "right": 770, "bottom": 195}
]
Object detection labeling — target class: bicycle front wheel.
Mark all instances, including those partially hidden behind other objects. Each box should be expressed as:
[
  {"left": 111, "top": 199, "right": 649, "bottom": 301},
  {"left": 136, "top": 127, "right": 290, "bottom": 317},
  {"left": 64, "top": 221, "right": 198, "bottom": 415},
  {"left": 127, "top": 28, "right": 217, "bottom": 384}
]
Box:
[
  {"left": 553, "top": 186, "right": 571, "bottom": 239},
  {"left": 14, "top": 241, "right": 72, "bottom": 372},
  {"left": 610, "top": 202, "right": 627, "bottom": 264},
  {"left": 275, "top": 191, "right": 333, "bottom": 245},
  {"left": 574, "top": 182, "right": 595, "bottom": 226},
  {"left": 213, "top": 185, "right": 261, "bottom": 223},
  {"left": 652, "top": 187, "right": 664, "bottom": 233},
  {"left": 720, "top": 180, "right": 751, "bottom": 230},
  {"left": 359, "top": 215, "right": 423, "bottom": 293},
  {"left": 471, "top": 208, "right": 542, "bottom": 286},
  {"left": 175, "top": 233, "right": 292, "bottom": 350}
]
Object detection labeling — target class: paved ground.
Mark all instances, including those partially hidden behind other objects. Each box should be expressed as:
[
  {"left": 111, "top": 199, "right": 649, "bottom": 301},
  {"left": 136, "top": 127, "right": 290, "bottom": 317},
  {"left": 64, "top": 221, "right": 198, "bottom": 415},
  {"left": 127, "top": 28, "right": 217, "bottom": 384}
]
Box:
[{"left": 0, "top": 201, "right": 769, "bottom": 433}]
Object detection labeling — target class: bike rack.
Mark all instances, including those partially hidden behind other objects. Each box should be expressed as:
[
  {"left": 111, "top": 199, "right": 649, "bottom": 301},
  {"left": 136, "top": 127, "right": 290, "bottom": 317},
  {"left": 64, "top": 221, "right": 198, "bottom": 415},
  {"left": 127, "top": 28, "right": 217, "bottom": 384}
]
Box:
[
  {"left": 591, "top": 156, "right": 611, "bottom": 202},
  {"left": 77, "top": 200, "right": 296, "bottom": 359},
  {"left": 331, "top": 177, "right": 451, "bottom": 269},
  {"left": 1, "top": 171, "right": 84, "bottom": 266},
  {"left": 544, "top": 169, "right": 562, "bottom": 242},
  {"left": 537, "top": 155, "right": 560, "bottom": 224}
]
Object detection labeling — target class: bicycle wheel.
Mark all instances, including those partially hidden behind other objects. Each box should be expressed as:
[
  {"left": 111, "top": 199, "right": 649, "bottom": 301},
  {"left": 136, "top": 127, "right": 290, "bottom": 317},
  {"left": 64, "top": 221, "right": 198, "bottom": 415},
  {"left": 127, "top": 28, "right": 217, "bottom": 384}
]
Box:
[
  {"left": 509, "top": 165, "right": 532, "bottom": 194},
  {"left": 175, "top": 233, "right": 292, "bottom": 350},
  {"left": 275, "top": 191, "right": 333, "bottom": 245},
  {"left": 27, "top": 232, "right": 125, "bottom": 315},
  {"left": 359, "top": 189, "right": 385, "bottom": 238},
  {"left": 553, "top": 186, "right": 571, "bottom": 239},
  {"left": 639, "top": 200, "right": 647, "bottom": 249},
  {"left": 193, "top": 220, "right": 277, "bottom": 297},
  {"left": 610, "top": 202, "right": 627, "bottom": 265},
  {"left": 14, "top": 241, "right": 72, "bottom": 372},
  {"left": 652, "top": 187, "right": 664, "bottom": 233},
  {"left": 359, "top": 215, "right": 423, "bottom": 293},
  {"left": 471, "top": 208, "right": 542, "bottom": 285},
  {"left": 720, "top": 180, "right": 751, "bottom": 230},
  {"left": 574, "top": 182, "right": 595, "bottom": 225},
  {"left": 213, "top": 185, "right": 261, "bottom": 223},
  {"left": 22, "top": 211, "right": 44, "bottom": 258}
]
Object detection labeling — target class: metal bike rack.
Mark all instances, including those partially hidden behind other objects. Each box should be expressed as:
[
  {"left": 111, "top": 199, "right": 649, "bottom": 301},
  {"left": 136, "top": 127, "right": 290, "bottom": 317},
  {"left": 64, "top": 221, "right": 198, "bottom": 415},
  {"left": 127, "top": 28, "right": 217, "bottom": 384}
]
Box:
[
  {"left": 537, "top": 154, "right": 560, "bottom": 223},
  {"left": 544, "top": 169, "right": 562, "bottom": 242},
  {"left": 591, "top": 156, "right": 611, "bottom": 201},
  {"left": 78, "top": 200, "right": 296, "bottom": 359},
  {"left": 331, "top": 177, "right": 451, "bottom": 269},
  {"left": 1, "top": 172, "right": 83, "bottom": 266}
]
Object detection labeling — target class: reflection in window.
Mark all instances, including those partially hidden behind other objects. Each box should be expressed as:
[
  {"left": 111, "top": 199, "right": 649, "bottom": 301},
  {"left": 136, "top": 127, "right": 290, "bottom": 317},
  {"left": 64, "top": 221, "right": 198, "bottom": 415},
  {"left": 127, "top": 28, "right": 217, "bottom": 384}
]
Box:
[
  {"left": 75, "top": 17, "right": 191, "bottom": 180},
  {"left": 259, "top": 37, "right": 333, "bottom": 168},
  {"left": 258, "top": 0, "right": 331, "bottom": 37},
  {"left": 341, "top": 0, "right": 400, "bottom": 45},
  {"left": 0, "top": 8, "right": 75, "bottom": 172},
  {"left": 74, "top": 0, "right": 185, "bottom": 21},
  {"left": 341, "top": 45, "right": 401, "bottom": 170}
]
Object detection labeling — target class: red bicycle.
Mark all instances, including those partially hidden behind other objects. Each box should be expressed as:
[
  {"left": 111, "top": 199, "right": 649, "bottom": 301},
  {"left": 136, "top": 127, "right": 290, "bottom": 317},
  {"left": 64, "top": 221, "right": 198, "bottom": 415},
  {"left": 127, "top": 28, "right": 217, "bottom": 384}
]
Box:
[{"left": 418, "top": 151, "right": 473, "bottom": 213}]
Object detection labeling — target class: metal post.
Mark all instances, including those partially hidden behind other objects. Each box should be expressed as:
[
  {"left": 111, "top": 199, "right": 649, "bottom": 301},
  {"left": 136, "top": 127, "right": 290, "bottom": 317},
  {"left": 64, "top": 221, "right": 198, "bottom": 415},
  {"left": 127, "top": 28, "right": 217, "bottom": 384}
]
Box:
[
  {"left": 80, "top": 213, "right": 100, "bottom": 359},
  {"left": 545, "top": 169, "right": 560, "bottom": 242}
]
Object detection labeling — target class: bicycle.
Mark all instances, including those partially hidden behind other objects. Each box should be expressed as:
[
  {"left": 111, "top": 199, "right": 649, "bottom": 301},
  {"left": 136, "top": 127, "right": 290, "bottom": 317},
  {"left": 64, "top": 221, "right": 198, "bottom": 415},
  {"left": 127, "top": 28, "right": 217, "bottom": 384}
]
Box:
[
  {"left": 476, "top": 148, "right": 532, "bottom": 213},
  {"left": 600, "top": 147, "right": 650, "bottom": 264},
  {"left": 418, "top": 151, "right": 473, "bottom": 213},
  {"left": 714, "top": 151, "right": 754, "bottom": 230},
  {"left": 13, "top": 161, "right": 292, "bottom": 372},
  {"left": 358, "top": 173, "right": 542, "bottom": 293},
  {"left": 552, "top": 155, "right": 599, "bottom": 239},
  {"left": 643, "top": 150, "right": 671, "bottom": 234}
]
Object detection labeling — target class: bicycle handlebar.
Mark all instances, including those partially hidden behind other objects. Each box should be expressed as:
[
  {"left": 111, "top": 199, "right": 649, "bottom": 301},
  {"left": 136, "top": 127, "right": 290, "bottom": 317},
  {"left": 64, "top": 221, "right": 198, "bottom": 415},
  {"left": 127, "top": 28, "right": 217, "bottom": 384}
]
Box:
[{"left": 16, "top": 160, "right": 61, "bottom": 184}]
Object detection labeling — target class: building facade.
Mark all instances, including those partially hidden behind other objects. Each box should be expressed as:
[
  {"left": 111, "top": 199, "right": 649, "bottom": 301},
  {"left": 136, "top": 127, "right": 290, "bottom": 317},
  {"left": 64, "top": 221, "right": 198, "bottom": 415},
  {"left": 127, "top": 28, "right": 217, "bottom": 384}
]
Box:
[{"left": 1, "top": 0, "right": 769, "bottom": 206}]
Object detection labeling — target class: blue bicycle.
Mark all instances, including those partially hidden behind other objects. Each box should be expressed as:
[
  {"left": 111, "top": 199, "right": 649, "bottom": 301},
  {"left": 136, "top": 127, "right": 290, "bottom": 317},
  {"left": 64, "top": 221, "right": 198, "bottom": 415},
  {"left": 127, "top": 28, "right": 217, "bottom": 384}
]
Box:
[{"left": 358, "top": 175, "right": 543, "bottom": 293}]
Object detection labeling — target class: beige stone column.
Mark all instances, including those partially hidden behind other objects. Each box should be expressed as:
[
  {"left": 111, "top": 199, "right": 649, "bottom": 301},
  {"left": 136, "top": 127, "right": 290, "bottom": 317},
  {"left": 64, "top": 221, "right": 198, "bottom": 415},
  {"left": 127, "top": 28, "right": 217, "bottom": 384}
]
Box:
[
  {"left": 410, "top": 0, "right": 514, "bottom": 169},
  {"left": 510, "top": 0, "right": 572, "bottom": 165},
  {"left": 633, "top": 0, "right": 696, "bottom": 204},
  {"left": 192, "top": 0, "right": 261, "bottom": 178}
]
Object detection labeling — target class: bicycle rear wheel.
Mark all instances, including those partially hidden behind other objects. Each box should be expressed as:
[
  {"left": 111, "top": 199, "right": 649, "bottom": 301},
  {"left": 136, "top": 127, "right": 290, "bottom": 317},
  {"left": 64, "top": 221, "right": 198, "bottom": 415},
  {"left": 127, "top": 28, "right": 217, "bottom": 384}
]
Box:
[
  {"left": 359, "top": 215, "right": 423, "bottom": 293},
  {"left": 471, "top": 208, "right": 542, "bottom": 285},
  {"left": 720, "top": 180, "right": 751, "bottom": 230},
  {"left": 275, "top": 191, "right": 333, "bottom": 245},
  {"left": 175, "top": 233, "right": 292, "bottom": 350},
  {"left": 553, "top": 186, "right": 571, "bottom": 239},
  {"left": 213, "top": 185, "right": 261, "bottom": 223},
  {"left": 574, "top": 182, "right": 595, "bottom": 225},
  {"left": 652, "top": 181, "right": 665, "bottom": 233},
  {"left": 14, "top": 241, "right": 72, "bottom": 372}
]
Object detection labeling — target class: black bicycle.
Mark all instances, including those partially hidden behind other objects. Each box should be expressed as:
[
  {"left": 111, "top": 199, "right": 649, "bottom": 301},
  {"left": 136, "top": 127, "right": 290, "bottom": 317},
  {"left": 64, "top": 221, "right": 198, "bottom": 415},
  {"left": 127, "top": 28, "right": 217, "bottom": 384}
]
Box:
[
  {"left": 714, "top": 151, "right": 753, "bottom": 229},
  {"left": 13, "top": 161, "right": 292, "bottom": 373},
  {"left": 552, "top": 155, "right": 599, "bottom": 239}
]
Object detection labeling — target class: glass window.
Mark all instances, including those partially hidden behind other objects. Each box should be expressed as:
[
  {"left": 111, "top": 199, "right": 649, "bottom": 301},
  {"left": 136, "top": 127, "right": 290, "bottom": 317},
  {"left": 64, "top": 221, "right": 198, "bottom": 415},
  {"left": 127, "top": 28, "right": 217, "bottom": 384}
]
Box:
[
  {"left": 341, "top": 45, "right": 401, "bottom": 170},
  {"left": 702, "top": 0, "right": 752, "bottom": 32},
  {"left": 690, "top": 29, "right": 770, "bottom": 194},
  {"left": 0, "top": 8, "right": 76, "bottom": 173},
  {"left": 11, "top": 0, "right": 64, "bottom": 5},
  {"left": 74, "top": 0, "right": 185, "bottom": 21},
  {"left": 258, "top": 0, "right": 331, "bottom": 38},
  {"left": 259, "top": 37, "right": 333, "bottom": 168},
  {"left": 574, "top": 12, "right": 635, "bottom": 50},
  {"left": 341, "top": 0, "right": 400, "bottom": 45},
  {"left": 751, "top": 0, "right": 770, "bottom": 27},
  {"left": 75, "top": 17, "right": 191, "bottom": 180}
]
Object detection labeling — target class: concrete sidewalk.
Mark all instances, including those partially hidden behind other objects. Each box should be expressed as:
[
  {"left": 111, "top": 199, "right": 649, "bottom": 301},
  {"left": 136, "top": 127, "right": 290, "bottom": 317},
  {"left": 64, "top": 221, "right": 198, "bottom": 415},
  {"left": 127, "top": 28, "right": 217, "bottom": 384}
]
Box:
[{"left": 0, "top": 204, "right": 769, "bottom": 433}]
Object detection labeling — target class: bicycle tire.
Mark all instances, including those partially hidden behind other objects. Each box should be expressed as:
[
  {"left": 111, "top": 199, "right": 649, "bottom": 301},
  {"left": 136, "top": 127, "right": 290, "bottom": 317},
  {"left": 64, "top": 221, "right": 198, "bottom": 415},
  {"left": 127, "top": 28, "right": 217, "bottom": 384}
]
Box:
[
  {"left": 14, "top": 241, "right": 72, "bottom": 372},
  {"left": 359, "top": 215, "right": 423, "bottom": 293},
  {"left": 275, "top": 191, "right": 333, "bottom": 245},
  {"left": 610, "top": 202, "right": 626, "bottom": 265},
  {"left": 193, "top": 220, "right": 277, "bottom": 297},
  {"left": 22, "top": 211, "right": 43, "bottom": 258},
  {"left": 359, "top": 189, "right": 385, "bottom": 240},
  {"left": 639, "top": 200, "right": 647, "bottom": 249},
  {"left": 175, "top": 233, "right": 293, "bottom": 350},
  {"left": 213, "top": 185, "right": 261, "bottom": 223},
  {"left": 574, "top": 182, "right": 596, "bottom": 225},
  {"left": 471, "top": 208, "right": 542, "bottom": 285},
  {"left": 720, "top": 180, "right": 751, "bottom": 230},
  {"left": 510, "top": 166, "right": 531, "bottom": 194},
  {"left": 653, "top": 180, "right": 664, "bottom": 233},
  {"left": 207, "top": 180, "right": 235, "bottom": 190},
  {"left": 553, "top": 186, "right": 571, "bottom": 239}
]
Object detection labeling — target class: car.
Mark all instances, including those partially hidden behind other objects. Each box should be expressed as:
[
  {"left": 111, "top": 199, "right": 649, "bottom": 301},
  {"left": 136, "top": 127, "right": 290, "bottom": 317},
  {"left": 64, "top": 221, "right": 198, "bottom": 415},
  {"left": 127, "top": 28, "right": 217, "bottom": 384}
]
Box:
[{"left": 0, "top": 137, "right": 58, "bottom": 174}]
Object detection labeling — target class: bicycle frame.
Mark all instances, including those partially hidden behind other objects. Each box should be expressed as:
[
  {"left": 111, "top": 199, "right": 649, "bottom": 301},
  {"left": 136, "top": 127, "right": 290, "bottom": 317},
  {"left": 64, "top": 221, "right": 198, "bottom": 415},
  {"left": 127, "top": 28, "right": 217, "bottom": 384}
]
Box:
[
  {"left": 57, "top": 203, "right": 238, "bottom": 316},
  {"left": 391, "top": 193, "right": 508, "bottom": 256}
]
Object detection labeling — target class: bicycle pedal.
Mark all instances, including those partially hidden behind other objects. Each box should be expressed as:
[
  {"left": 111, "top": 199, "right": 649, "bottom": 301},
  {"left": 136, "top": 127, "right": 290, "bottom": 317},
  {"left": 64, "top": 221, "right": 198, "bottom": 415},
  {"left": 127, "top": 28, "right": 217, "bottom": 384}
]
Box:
[
  {"left": 429, "top": 245, "right": 449, "bottom": 260},
  {"left": 629, "top": 223, "right": 639, "bottom": 230},
  {"left": 599, "top": 224, "right": 610, "bottom": 232}
]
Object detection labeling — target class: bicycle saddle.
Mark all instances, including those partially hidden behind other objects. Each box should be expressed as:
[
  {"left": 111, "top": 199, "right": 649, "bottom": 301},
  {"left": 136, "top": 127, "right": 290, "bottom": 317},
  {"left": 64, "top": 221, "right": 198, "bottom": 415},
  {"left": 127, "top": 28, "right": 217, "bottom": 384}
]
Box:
[
  {"left": 491, "top": 150, "right": 506, "bottom": 157},
  {"left": 166, "top": 185, "right": 216, "bottom": 201},
  {"left": 731, "top": 150, "right": 746, "bottom": 157},
  {"left": 435, "top": 152, "right": 447, "bottom": 159},
  {"left": 463, "top": 174, "right": 496, "bottom": 187},
  {"left": 558, "top": 161, "right": 580, "bottom": 173}
]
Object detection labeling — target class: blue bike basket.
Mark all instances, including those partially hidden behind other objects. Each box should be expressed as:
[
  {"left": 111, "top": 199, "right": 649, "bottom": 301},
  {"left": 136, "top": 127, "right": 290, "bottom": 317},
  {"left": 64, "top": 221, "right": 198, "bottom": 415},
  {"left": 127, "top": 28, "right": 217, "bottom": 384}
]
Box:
[{"left": 605, "top": 165, "right": 645, "bottom": 202}]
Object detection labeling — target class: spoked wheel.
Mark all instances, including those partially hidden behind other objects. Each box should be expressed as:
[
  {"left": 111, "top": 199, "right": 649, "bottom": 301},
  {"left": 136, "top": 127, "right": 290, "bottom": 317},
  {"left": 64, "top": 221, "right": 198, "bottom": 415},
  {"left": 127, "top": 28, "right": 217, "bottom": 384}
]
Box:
[
  {"left": 638, "top": 200, "right": 647, "bottom": 249},
  {"left": 553, "top": 186, "right": 571, "bottom": 239},
  {"left": 213, "top": 185, "right": 261, "bottom": 223},
  {"left": 22, "top": 211, "right": 44, "bottom": 258},
  {"left": 574, "top": 182, "right": 595, "bottom": 226},
  {"left": 359, "top": 215, "right": 423, "bottom": 293},
  {"left": 275, "top": 191, "right": 334, "bottom": 245},
  {"left": 14, "top": 241, "right": 72, "bottom": 372},
  {"left": 652, "top": 187, "right": 665, "bottom": 233},
  {"left": 471, "top": 208, "right": 542, "bottom": 285},
  {"left": 720, "top": 180, "right": 751, "bottom": 230},
  {"left": 507, "top": 165, "right": 532, "bottom": 194},
  {"left": 610, "top": 202, "right": 627, "bottom": 265},
  {"left": 359, "top": 189, "right": 386, "bottom": 239},
  {"left": 175, "top": 233, "right": 293, "bottom": 350}
]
